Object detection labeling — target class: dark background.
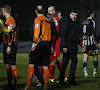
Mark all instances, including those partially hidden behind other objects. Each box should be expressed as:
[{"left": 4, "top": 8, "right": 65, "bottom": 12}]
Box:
[{"left": 0, "top": 0, "right": 100, "bottom": 41}]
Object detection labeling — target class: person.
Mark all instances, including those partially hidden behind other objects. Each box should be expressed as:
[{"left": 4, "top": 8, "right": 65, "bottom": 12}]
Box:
[
  {"left": 33, "top": 13, "right": 59, "bottom": 89},
  {"left": 57, "top": 11, "right": 62, "bottom": 21},
  {"left": 59, "top": 10, "right": 86, "bottom": 85},
  {"left": 82, "top": 10, "right": 100, "bottom": 78},
  {"left": 0, "top": 8, "right": 16, "bottom": 37},
  {"left": 48, "top": 6, "right": 67, "bottom": 83},
  {"left": 1, "top": 5, "right": 18, "bottom": 89},
  {"left": 24, "top": 5, "right": 51, "bottom": 90}
]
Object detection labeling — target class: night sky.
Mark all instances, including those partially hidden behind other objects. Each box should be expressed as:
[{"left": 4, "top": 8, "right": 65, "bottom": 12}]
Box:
[{"left": 0, "top": 0, "right": 81, "bottom": 15}]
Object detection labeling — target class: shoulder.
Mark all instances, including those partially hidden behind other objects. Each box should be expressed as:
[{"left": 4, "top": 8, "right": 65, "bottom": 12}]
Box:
[{"left": 6, "top": 16, "right": 15, "bottom": 24}]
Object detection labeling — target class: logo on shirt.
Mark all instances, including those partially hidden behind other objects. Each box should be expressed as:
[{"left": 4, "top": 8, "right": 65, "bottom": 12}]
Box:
[{"left": 35, "top": 24, "right": 39, "bottom": 29}]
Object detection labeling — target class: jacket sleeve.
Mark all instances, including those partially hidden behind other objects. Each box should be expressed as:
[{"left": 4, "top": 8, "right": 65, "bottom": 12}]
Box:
[{"left": 62, "top": 18, "right": 70, "bottom": 48}]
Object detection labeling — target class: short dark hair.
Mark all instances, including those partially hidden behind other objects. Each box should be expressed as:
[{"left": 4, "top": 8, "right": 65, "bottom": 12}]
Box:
[
  {"left": 86, "top": 10, "right": 94, "bottom": 17},
  {"left": 69, "top": 9, "right": 78, "bottom": 14},
  {"left": 36, "top": 5, "right": 44, "bottom": 14}
]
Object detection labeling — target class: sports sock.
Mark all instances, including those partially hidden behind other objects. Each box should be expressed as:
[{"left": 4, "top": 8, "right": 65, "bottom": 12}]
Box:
[
  {"left": 49, "top": 64, "right": 55, "bottom": 79},
  {"left": 6, "top": 67, "right": 12, "bottom": 87},
  {"left": 93, "top": 60, "right": 98, "bottom": 75},
  {"left": 50, "top": 66, "right": 55, "bottom": 79},
  {"left": 39, "top": 66, "right": 43, "bottom": 75},
  {"left": 12, "top": 68, "right": 18, "bottom": 87},
  {"left": 25, "top": 67, "right": 34, "bottom": 88},
  {"left": 44, "top": 69, "right": 49, "bottom": 89},
  {"left": 83, "top": 61, "right": 88, "bottom": 75}
]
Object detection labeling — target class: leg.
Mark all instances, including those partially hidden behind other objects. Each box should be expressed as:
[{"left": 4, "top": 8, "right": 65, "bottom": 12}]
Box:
[
  {"left": 59, "top": 53, "right": 69, "bottom": 83},
  {"left": 49, "top": 59, "right": 57, "bottom": 82},
  {"left": 93, "top": 55, "right": 98, "bottom": 77},
  {"left": 56, "top": 58, "right": 67, "bottom": 81},
  {"left": 5, "top": 64, "right": 12, "bottom": 88},
  {"left": 43, "top": 66, "right": 49, "bottom": 90},
  {"left": 83, "top": 53, "right": 89, "bottom": 78},
  {"left": 34, "top": 64, "right": 44, "bottom": 85},
  {"left": 68, "top": 54, "right": 78, "bottom": 84},
  {"left": 10, "top": 65, "right": 18, "bottom": 88},
  {"left": 49, "top": 66, "right": 55, "bottom": 79},
  {"left": 25, "top": 64, "right": 34, "bottom": 89}
]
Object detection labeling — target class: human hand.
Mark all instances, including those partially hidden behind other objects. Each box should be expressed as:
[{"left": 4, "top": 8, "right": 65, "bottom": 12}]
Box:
[
  {"left": 6, "top": 46, "right": 11, "bottom": 54},
  {"left": 9, "top": 22, "right": 16, "bottom": 29},
  {"left": 31, "top": 43, "right": 36, "bottom": 51},
  {"left": 82, "top": 45, "right": 86, "bottom": 51}
]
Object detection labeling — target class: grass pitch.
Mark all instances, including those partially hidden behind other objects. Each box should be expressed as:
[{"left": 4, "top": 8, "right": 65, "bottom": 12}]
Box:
[{"left": 0, "top": 53, "right": 100, "bottom": 90}]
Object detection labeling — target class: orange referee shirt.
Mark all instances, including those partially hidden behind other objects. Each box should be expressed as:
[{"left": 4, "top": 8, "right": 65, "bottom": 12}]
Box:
[{"left": 33, "top": 15, "right": 51, "bottom": 42}]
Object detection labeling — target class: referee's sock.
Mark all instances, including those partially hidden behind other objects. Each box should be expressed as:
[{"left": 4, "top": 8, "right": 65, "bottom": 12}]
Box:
[
  {"left": 25, "top": 67, "right": 34, "bottom": 88},
  {"left": 12, "top": 68, "right": 18, "bottom": 87},
  {"left": 44, "top": 69, "right": 49, "bottom": 89}
]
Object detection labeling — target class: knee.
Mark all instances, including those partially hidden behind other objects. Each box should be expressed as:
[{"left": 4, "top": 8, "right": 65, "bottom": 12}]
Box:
[
  {"left": 43, "top": 66, "right": 48, "bottom": 70},
  {"left": 50, "top": 60, "right": 57, "bottom": 66},
  {"left": 10, "top": 65, "right": 16, "bottom": 70}
]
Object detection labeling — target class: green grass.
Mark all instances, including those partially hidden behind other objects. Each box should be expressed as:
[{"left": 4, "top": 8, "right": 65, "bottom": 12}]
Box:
[{"left": 0, "top": 53, "right": 100, "bottom": 90}]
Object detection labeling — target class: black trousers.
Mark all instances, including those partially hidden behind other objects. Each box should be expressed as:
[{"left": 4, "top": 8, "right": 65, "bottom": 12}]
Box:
[{"left": 59, "top": 53, "right": 78, "bottom": 83}]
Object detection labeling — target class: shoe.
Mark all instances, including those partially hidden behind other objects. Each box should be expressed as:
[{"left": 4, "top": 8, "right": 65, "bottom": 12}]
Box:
[
  {"left": 56, "top": 77, "right": 68, "bottom": 83},
  {"left": 24, "top": 87, "right": 31, "bottom": 90},
  {"left": 85, "top": 74, "right": 89, "bottom": 78},
  {"left": 56, "top": 80, "right": 59, "bottom": 83},
  {"left": 64, "top": 77, "right": 68, "bottom": 82},
  {"left": 36, "top": 83, "right": 43, "bottom": 89},
  {"left": 84, "top": 73, "right": 89, "bottom": 78},
  {"left": 49, "top": 79, "right": 57, "bottom": 83},
  {"left": 24, "top": 87, "right": 27, "bottom": 90},
  {"left": 93, "top": 73, "right": 100, "bottom": 78}
]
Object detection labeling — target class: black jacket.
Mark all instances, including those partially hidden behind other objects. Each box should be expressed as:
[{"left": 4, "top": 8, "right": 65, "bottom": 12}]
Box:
[{"left": 62, "top": 17, "right": 81, "bottom": 54}]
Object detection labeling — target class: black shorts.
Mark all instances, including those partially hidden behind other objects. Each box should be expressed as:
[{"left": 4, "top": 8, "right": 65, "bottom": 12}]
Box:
[
  {"left": 82, "top": 45, "right": 98, "bottom": 56},
  {"left": 3, "top": 42, "right": 17, "bottom": 65},
  {"left": 29, "top": 45, "right": 50, "bottom": 66}
]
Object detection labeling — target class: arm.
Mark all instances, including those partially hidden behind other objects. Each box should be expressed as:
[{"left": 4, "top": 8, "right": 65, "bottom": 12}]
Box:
[
  {"left": 51, "top": 22, "right": 59, "bottom": 41},
  {"left": 61, "top": 18, "right": 70, "bottom": 53},
  {"left": 6, "top": 20, "right": 16, "bottom": 54},
  {"left": 0, "top": 19, "right": 16, "bottom": 36},
  {"left": 31, "top": 18, "right": 40, "bottom": 51},
  {"left": 62, "top": 19, "right": 70, "bottom": 48},
  {"left": 91, "top": 21, "right": 100, "bottom": 48},
  {"left": 78, "top": 40, "right": 86, "bottom": 51}
]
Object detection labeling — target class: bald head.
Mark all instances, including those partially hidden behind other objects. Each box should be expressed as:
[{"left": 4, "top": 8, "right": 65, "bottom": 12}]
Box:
[
  {"left": 48, "top": 6, "right": 56, "bottom": 15},
  {"left": 36, "top": 5, "right": 44, "bottom": 14}
]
